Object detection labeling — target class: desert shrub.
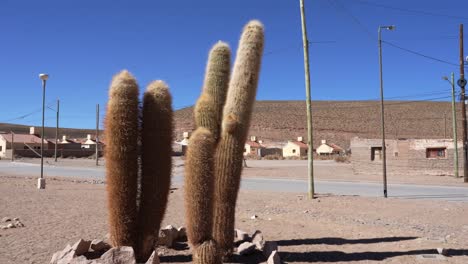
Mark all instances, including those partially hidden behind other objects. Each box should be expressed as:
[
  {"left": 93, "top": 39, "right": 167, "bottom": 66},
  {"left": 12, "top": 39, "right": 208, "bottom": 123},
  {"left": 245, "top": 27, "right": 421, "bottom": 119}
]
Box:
[
  {"left": 334, "top": 155, "right": 350, "bottom": 163},
  {"left": 263, "top": 154, "right": 284, "bottom": 160},
  {"left": 244, "top": 154, "right": 262, "bottom": 160}
]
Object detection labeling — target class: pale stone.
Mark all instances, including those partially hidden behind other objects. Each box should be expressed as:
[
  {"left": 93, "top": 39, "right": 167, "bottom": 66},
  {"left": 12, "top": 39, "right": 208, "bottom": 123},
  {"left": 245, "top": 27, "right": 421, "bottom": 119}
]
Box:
[
  {"left": 1, "top": 217, "right": 11, "bottom": 222},
  {"left": 250, "top": 215, "right": 258, "bottom": 219},
  {"left": 235, "top": 229, "right": 250, "bottom": 243},
  {"left": 176, "top": 226, "right": 187, "bottom": 240},
  {"left": 72, "top": 239, "right": 92, "bottom": 256},
  {"left": 14, "top": 221, "right": 24, "bottom": 227},
  {"left": 262, "top": 241, "right": 278, "bottom": 258},
  {"left": 91, "top": 239, "right": 111, "bottom": 252},
  {"left": 145, "top": 251, "right": 160, "bottom": 264},
  {"left": 237, "top": 242, "right": 256, "bottom": 255},
  {"left": 157, "top": 227, "right": 177, "bottom": 247},
  {"left": 7, "top": 223, "right": 15, "bottom": 228},
  {"left": 267, "top": 250, "right": 281, "bottom": 264},
  {"left": 251, "top": 230, "right": 265, "bottom": 250},
  {"left": 70, "top": 255, "right": 92, "bottom": 264},
  {"left": 437, "top": 247, "right": 448, "bottom": 256},
  {"left": 100, "top": 246, "right": 136, "bottom": 264}
]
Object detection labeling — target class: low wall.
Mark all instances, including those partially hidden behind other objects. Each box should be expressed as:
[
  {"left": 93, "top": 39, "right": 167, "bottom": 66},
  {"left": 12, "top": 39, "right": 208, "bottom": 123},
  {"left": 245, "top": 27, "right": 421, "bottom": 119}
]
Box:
[{"left": 5, "top": 149, "right": 103, "bottom": 159}]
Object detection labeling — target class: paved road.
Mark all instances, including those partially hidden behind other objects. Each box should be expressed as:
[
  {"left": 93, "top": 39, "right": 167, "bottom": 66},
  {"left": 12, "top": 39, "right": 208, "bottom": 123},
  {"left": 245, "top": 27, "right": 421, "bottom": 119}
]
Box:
[{"left": 1, "top": 161, "right": 467, "bottom": 202}]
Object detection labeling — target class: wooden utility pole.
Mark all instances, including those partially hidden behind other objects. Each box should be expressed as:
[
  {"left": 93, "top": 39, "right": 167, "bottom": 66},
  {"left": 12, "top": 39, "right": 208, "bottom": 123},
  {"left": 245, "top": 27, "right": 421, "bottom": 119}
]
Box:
[
  {"left": 96, "top": 104, "right": 100, "bottom": 166},
  {"left": 459, "top": 24, "right": 468, "bottom": 182},
  {"left": 55, "top": 99, "right": 60, "bottom": 162},
  {"left": 444, "top": 113, "right": 447, "bottom": 138},
  {"left": 299, "top": 0, "right": 315, "bottom": 199},
  {"left": 450, "top": 72, "right": 459, "bottom": 178}
]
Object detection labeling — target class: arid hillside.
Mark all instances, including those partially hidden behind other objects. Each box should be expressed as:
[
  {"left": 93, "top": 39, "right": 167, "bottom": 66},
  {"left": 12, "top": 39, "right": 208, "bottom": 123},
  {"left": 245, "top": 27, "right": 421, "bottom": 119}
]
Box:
[
  {"left": 175, "top": 100, "right": 462, "bottom": 149},
  {"left": 1, "top": 100, "right": 460, "bottom": 149}
]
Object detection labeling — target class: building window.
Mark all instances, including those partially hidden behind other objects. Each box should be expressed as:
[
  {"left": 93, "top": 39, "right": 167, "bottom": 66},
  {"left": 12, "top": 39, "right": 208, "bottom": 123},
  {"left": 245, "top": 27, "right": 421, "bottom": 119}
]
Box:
[
  {"left": 426, "top": 148, "right": 446, "bottom": 158},
  {"left": 371, "top": 147, "right": 382, "bottom": 161},
  {"left": 0, "top": 146, "right": 2, "bottom": 151},
  {"left": 292, "top": 149, "right": 296, "bottom": 154}
]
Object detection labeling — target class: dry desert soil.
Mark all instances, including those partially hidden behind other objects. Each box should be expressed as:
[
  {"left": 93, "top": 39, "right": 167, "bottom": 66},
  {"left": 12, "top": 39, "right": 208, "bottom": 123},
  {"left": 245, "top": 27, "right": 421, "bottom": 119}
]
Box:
[{"left": 1, "top": 158, "right": 468, "bottom": 264}]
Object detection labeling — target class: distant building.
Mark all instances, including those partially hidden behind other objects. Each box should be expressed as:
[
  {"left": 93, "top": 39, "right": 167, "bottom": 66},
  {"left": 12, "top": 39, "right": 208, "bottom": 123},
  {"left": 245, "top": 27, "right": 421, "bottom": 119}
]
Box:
[
  {"left": 80, "top": 134, "right": 103, "bottom": 150},
  {"left": 57, "top": 135, "right": 82, "bottom": 149},
  {"left": 244, "top": 136, "right": 265, "bottom": 157},
  {"left": 316, "top": 139, "right": 344, "bottom": 155},
  {"left": 0, "top": 127, "right": 49, "bottom": 158},
  {"left": 350, "top": 137, "right": 462, "bottom": 176},
  {"left": 282, "top": 137, "right": 309, "bottom": 158},
  {"left": 174, "top": 132, "right": 190, "bottom": 155}
]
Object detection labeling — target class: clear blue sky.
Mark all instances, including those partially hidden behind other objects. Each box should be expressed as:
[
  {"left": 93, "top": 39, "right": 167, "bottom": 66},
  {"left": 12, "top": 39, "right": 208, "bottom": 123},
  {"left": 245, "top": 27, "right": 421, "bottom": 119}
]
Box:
[{"left": 1, "top": 0, "right": 467, "bottom": 129}]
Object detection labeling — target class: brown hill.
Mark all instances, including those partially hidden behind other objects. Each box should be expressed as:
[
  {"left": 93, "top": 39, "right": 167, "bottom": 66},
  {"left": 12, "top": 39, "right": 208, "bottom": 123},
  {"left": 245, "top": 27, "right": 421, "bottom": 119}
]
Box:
[
  {"left": 2, "top": 100, "right": 460, "bottom": 149},
  {"left": 174, "top": 100, "right": 462, "bottom": 149}
]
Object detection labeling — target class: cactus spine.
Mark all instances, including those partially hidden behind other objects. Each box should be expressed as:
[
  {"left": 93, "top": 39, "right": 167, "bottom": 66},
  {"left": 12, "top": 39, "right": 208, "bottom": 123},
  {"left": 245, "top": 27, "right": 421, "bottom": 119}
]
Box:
[
  {"left": 105, "top": 71, "right": 173, "bottom": 262},
  {"left": 105, "top": 70, "right": 140, "bottom": 249},
  {"left": 195, "top": 41, "right": 231, "bottom": 141},
  {"left": 184, "top": 128, "right": 221, "bottom": 264},
  {"left": 187, "top": 20, "right": 264, "bottom": 260},
  {"left": 186, "top": 42, "right": 231, "bottom": 264},
  {"left": 213, "top": 20, "right": 264, "bottom": 255},
  {"left": 137, "top": 81, "right": 173, "bottom": 261}
]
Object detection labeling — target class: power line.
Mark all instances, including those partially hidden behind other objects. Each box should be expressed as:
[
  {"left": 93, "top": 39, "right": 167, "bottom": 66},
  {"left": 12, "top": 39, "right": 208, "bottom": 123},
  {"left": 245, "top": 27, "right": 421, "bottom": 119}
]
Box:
[
  {"left": 354, "top": 0, "right": 468, "bottom": 21},
  {"left": 327, "top": 0, "right": 468, "bottom": 69},
  {"left": 382, "top": 40, "right": 462, "bottom": 67},
  {"left": 327, "top": 0, "right": 373, "bottom": 39},
  {"left": 0, "top": 101, "right": 56, "bottom": 123}
]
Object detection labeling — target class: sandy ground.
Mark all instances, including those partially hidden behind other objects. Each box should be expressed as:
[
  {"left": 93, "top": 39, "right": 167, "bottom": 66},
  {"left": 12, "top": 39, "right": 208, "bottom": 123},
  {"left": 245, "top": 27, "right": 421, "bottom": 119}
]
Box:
[
  {"left": 1, "top": 173, "right": 468, "bottom": 264},
  {"left": 1, "top": 158, "right": 468, "bottom": 263}
]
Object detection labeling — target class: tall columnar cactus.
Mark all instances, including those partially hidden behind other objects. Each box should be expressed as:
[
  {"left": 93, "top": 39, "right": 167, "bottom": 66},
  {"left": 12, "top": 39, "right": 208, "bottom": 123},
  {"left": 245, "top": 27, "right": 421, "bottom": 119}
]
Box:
[
  {"left": 137, "top": 81, "right": 173, "bottom": 261},
  {"left": 195, "top": 41, "right": 231, "bottom": 141},
  {"left": 184, "top": 128, "right": 221, "bottom": 264},
  {"left": 105, "top": 70, "right": 140, "bottom": 249},
  {"left": 213, "top": 20, "right": 264, "bottom": 256},
  {"left": 186, "top": 20, "right": 264, "bottom": 260},
  {"left": 105, "top": 71, "right": 173, "bottom": 262}
]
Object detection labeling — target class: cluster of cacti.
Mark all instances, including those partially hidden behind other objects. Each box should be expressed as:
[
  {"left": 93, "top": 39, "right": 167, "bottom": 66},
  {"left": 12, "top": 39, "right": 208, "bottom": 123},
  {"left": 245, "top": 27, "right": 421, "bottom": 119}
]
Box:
[
  {"left": 185, "top": 19, "right": 264, "bottom": 262},
  {"left": 104, "top": 19, "right": 263, "bottom": 264},
  {"left": 104, "top": 72, "right": 173, "bottom": 262}
]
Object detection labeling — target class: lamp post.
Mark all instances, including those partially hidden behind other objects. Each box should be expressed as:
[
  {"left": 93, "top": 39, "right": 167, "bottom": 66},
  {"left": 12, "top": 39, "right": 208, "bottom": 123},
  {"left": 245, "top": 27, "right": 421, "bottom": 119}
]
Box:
[
  {"left": 38, "top": 73, "right": 49, "bottom": 189},
  {"left": 378, "top": 25, "right": 395, "bottom": 198},
  {"left": 443, "top": 73, "right": 459, "bottom": 178}
]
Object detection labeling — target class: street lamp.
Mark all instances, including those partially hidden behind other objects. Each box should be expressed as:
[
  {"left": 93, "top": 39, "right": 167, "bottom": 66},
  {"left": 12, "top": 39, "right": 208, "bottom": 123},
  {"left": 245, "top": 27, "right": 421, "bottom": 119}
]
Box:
[
  {"left": 443, "top": 73, "right": 460, "bottom": 178},
  {"left": 38, "top": 73, "right": 49, "bottom": 189},
  {"left": 378, "top": 25, "right": 395, "bottom": 198}
]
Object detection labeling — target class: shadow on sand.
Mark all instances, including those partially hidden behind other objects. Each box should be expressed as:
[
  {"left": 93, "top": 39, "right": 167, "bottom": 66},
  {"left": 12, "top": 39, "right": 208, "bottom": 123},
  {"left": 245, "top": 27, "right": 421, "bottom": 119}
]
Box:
[
  {"left": 276, "top": 236, "right": 418, "bottom": 246},
  {"left": 280, "top": 249, "right": 468, "bottom": 262}
]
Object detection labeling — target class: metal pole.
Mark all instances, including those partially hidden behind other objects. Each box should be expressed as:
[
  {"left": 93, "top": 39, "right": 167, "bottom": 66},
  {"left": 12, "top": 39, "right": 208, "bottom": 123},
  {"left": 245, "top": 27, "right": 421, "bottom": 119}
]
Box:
[
  {"left": 299, "top": 0, "right": 315, "bottom": 199},
  {"left": 96, "top": 104, "right": 99, "bottom": 166},
  {"left": 40, "top": 79, "right": 46, "bottom": 181},
  {"left": 451, "top": 72, "right": 459, "bottom": 178},
  {"left": 459, "top": 24, "right": 468, "bottom": 183},
  {"left": 11, "top": 132, "right": 14, "bottom": 162},
  {"left": 55, "top": 99, "right": 59, "bottom": 162},
  {"left": 378, "top": 28, "right": 388, "bottom": 198}
]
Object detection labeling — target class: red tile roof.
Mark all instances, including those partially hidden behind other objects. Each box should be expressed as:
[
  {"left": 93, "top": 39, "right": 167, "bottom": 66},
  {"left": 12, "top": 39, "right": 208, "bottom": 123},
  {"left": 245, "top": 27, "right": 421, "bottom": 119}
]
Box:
[
  {"left": 291, "top": 141, "right": 308, "bottom": 149},
  {"left": 1, "top": 133, "right": 48, "bottom": 144},
  {"left": 245, "top": 140, "right": 264, "bottom": 148},
  {"left": 328, "top": 143, "right": 344, "bottom": 152}
]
